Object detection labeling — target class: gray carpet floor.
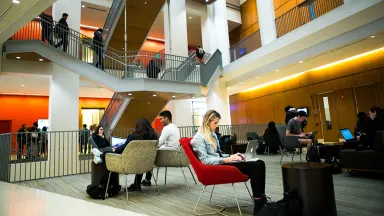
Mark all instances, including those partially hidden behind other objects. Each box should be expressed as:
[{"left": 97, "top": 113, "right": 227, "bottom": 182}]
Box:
[{"left": 16, "top": 154, "right": 384, "bottom": 216}]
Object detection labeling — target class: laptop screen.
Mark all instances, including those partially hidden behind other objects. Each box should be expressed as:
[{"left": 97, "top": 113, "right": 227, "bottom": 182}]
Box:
[{"left": 340, "top": 128, "right": 354, "bottom": 140}]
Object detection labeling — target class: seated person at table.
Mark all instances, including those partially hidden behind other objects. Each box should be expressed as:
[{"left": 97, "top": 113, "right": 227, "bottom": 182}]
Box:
[
  {"left": 92, "top": 126, "right": 111, "bottom": 164},
  {"left": 358, "top": 107, "right": 384, "bottom": 148},
  {"left": 286, "top": 111, "right": 317, "bottom": 151},
  {"left": 141, "top": 110, "right": 180, "bottom": 186},
  {"left": 354, "top": 112, "right": 370, "bottom": 137},
  {"left": 112, "top": 118, "right": 158, "bottom": 192},
  {"left": 191, "top": 110, "right": 268, "bottom": 215}
]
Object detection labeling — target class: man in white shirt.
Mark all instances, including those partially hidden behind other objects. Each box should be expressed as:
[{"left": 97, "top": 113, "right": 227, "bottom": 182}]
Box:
[
  {"left": 141, "top": 110, "right": 180, "bottom": 186},
  {"left": 158, "top": 110, "right": 180, "bottom": 150}
]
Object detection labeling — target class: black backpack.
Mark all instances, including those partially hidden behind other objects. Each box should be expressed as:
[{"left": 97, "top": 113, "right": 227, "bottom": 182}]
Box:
[
  {"left": 306, "top": 144, "right": 321, "bottom": 162},
  {"left": 256, "top": 141, "right": 267, "bottom": 155},
  {"left": 86, "top": 184, "right": 121, "bottom": 200},
  {"left": 258, "top": 190, "right": 303, "bottom": 216}
]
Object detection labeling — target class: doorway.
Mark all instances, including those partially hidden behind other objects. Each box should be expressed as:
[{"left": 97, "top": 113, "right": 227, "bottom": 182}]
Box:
[
  {"left": 318, "top": 93, "right": 339, "bottom": 142},
  {"left": 0, "top": 120, "right": 12, "bottom": 134},
  {"left": 80, "top": 108, "right": 105, "bottom": 129}
]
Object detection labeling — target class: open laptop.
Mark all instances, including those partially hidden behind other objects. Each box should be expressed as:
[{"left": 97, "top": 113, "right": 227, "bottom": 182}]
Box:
[
  {"left": 228, "top": 140, "right": 259, "bottom": 163},
  {"left": 301, "top": 130, "right": 318, "bottom": 139},
  {"left": 340, "top": 128, "right": 356, "bottom": 142}
]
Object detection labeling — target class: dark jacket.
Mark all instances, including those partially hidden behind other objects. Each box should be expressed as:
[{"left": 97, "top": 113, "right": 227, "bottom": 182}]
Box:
[
  {"left": 196, "top": 47, "right": 205, "bottom": 60},
  {"left": 92, "top": 134, "right": 110, "bottom": 149},
  {"left": 263, "top": 128, "right": 280, "bottom": 153},
  {"left": 146, "top": 60, "right": 160, "bottom": 79},
  {"left": 79, "top": 128, "right": 90, "bottom": 144},
  {"left": 285, "top": 111, "right": 296, "bottom": 125},
  {"left": 93, "top": 31, "right": 103, "bottom": 50},
  {"left": 57, "top": 18, "right": 68, "bottom": 35},
  {"left": 40, "top": 13, "right": 53, "bottom": 28},
  {"left": 17, "top": 128, "right": 27, "bottom": 144},
  {"left": 115, "top": 133, "right": 158, "bottom": 154}
]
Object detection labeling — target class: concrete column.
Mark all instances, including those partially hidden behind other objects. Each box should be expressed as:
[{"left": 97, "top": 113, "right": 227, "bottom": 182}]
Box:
[
  {"left": 256, "top": 0, "right": 277, "bottom": 46},
  {"left": 201, "top": 0, "right": 230, "bottom": 66},
  {"left": 206, "top": 78, "right": 231, "bottom": 125},
  {"left": 164, "top": 0, "right": 189, "bottom": 57},
  {"left": 52, "top": 0, "right": 81, "bottom": 32},
  {"left": 48, "top": 64, "right": 79, "bottom": 176}
]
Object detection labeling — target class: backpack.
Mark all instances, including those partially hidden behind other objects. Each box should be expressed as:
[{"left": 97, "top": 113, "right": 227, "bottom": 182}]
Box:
[
  {"left": 306, "top": 144, "right": 321, "bottom": 162},
  {"left": 198, "top": 48, "right": 204, "bottom": 55},
  {"left": 256, "top": 141, "right": 267, "bottom": 155},
  {"left": 86, "top": 184, "right": 121, "bottom": 200},
  {"left": 258, "top": 190, "right": 303, "bottom": 216}
]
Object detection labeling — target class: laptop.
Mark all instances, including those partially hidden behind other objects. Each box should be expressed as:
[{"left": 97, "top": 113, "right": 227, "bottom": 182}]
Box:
[
  {"left": 228, "top": 140, "right": 259, "bottom": 163},
  {"left": 301, "top": 130, "right": 318, "bottom": 139},
  {"left": 340, "top": 128, "right": 355, "bottom": 142}
]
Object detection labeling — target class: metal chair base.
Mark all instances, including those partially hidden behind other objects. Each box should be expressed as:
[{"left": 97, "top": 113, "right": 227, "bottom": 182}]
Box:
[
  {"left": 280, "top": 147, "right": 302, "bottom": 164},
  {"left": 194, "top": 183, "right": 253, "bottom": 216},
  {"left": 155, "top": 165, "right": 197, "bottom": 194}
]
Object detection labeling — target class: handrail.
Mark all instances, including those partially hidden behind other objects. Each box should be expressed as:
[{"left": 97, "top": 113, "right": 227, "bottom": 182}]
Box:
[{"left": 200, "top": 49, "right": 222, "bottom": 86}]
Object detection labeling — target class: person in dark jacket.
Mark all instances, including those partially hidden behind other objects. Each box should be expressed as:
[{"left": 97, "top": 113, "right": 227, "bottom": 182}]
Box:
[
  {"left": 79, "top": 124, "right": 90, "bottom": 154},
  {"left": 40, "top": 12, "right": 54, "bottom": 45},
  {"left": 93, "top": 28, "right": 104, "bottom": 70},
  {"left": 359, "top": 107, "right": 384, "bottom": 148},
  {"left": 263, "top": 121, "right": 280, "bottom": 153},
  {"left": 111, "top": 118, "right": 158, "bottom": 192},
  {"left": 16, "top": 124, "right": 27, "bottom": 159},
  {"left": 354, "top": 112, "right": 370, "bottom": 137},
  {"left": 55, "top": 13, "right": 69, "bottom": 52},
  {"left": 146, "top": 60, "right": 160, "bottom": 79},
  {"left": 284, "top": 105, "right": 296, "bottom": 125},
  {"left": 196, "top": 45, "right": 205, "bottom": 61}
]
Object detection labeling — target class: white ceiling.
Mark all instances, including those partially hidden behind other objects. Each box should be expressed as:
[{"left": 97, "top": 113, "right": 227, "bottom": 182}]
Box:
[
  {"left": 80, "top": 1, "right": 110, "bottom": 28},
  {"left": 0, "top": 73, "right": 113, "bottom": 98}
]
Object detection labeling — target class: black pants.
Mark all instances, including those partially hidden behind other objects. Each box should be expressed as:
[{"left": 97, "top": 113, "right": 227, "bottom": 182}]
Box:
[
  {"left": 17, "top": 141, "right": 25, "bottom": 160},
  {"left": 56, "top": 36, "right": 68, "bottom": 52},
  {"left": 225, "top": 160, "right": 266, "bottom": 197},
  {"left": 95, "top": 49, "right": 104, "bottom": 70},
  {"left": 134, "top": 172, "right": 152, "bottom": 185}
]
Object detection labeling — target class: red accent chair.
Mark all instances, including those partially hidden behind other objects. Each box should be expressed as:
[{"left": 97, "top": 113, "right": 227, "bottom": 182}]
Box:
[{"left": 180, "top": 138, "right": 253, "bottom": 216}]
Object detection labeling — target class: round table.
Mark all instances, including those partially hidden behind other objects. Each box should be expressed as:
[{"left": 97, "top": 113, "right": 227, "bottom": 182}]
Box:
[
  {"left": 282, "top": 162, "right": 337, "bottom": 216},
  {"left": 91, "top": 161, "right": 119, "bottom": 186}
]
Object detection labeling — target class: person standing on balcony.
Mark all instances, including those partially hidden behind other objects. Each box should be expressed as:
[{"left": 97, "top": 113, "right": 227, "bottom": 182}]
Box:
[
  {"left": 93, "top": 28, "right": 104, "bottom": 70},
  {"left": 16, "top": 124, "right": 27, "bottom": 160},
  {"left": 39, "top": 12, "right": 53, "bottom": 45},
  {"left": 195, "top": 45, "right": 205, "bottom": 62},
  {"left": 55, "top": 13, "right": 69, "bottom": 52}
]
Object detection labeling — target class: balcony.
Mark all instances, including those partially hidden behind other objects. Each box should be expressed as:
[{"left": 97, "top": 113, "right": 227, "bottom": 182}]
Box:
[{"left": 229, "top": 0, "right": 344, "bottom": 62}]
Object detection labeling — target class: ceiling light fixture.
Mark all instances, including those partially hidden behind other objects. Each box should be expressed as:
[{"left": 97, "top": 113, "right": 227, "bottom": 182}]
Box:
[
  {"left": 371, "top": 35, "right": 375, "bottom": 38},
  {"left": 189, "top": 17, "right": 192, "bottom": 19},
  {"left": 172, "top": 96, "right": 176, "bottom": 98},
  {"left": 299, "top": 61, "right": 303, "bottom": 63},
  {"left": 82, "top": 5, "right": 85, "bottom": 8},
  {"left": 206, "top": 0, "right": 209, "bottom": 2},
  {"left": 192, "top": 97, "right": 195, "bottom": 99},
  {"left": 39, "top": 59, "right": 43, "bottom": 62},
  {"left": 100, "top": 88, "right": 104, "bottom": 91},
  {"left": 256, "top": 77, "right": 260, "bottom": 79},
  {"left": 240, "top": 82, "right": 244, "bottom": 84},
  {"left": 12, "top": 0, "right": 20, "bottom": 4},
  {"left": 16, "top": 57, "right": 21, "bottom": 59},
  {"left": 21, "top": 84, "right": 24, "bottom": 87},
  {"left": 128, "top": 93, "right": 132, "bottom": 96},
  {"left": 145, "top": 2, "right": 147, "bottom": 4},
  {"left": 153, "top": 94, "right": 157, "bottom": 97},
  {"left": 147, "top": 37, "right": 165, "bottom": 42},
  {"left": 276, "top": 69, "right": 279, "bottom": 72}
]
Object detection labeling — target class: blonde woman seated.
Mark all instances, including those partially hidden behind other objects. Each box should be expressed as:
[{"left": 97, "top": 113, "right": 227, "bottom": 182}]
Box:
[{"left": 191, "top": 110, "right": 267, "bottom": 215}]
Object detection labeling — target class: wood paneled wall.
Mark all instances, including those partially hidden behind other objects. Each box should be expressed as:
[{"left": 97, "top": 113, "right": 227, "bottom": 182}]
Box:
[{"left": 229, "top": 49, "right": 384, "bottom": 135}]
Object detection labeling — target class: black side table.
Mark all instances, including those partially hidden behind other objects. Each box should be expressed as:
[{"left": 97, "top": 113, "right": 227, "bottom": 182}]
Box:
[{"left": 282, "top": 162, "right": 337, "bottom": 216}]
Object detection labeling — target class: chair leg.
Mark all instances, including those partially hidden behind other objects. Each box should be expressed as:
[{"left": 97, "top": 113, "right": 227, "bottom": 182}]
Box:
[
  {"left": 152, "top": 170, "right": 161, "bottom": 195},
  {"left": 104, "top": 171, "right": 111, "bottom": 199},
  {"left": 300, "top": 148, "right": 302, "bottom": 162},
  {"left": 188, "top": 166, "right": 197, "bottom": 184},
  {"left": 180, "top": 167, "right": 191, "bottom": 192},
  {"left": 280, "top": 149, "right": 285, "bottom": 164},
  {"left": 244, "top": 182, "right": 253, "bottom": 202},
  {"left": 164, "top": 167, "right": 167, "bottom": 185},
  {"left": 292, "top": 149, "right": 295, "bottom": 162},
  {"left": 156, "top": 167, "right": 160, "bottom": 185},
  {"left": 194, "top": 186, "right": 206, "bottom": 215},
  {"left": 232, "top": 184, "right": 243, "bottom": 216},
  {"left": 124, "top": 175, "right": 129, "bottom": 203}
]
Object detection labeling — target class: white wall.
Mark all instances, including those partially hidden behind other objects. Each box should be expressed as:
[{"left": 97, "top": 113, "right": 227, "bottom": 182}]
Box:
[{"left": 168, "top": 99, "right": 194, "bottom": 127}]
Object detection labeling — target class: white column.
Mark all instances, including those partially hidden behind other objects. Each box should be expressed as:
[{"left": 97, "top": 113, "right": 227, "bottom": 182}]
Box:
[
  {"left": 52, "top": 0, "right": 81, "bottom": 32},
  {"left": 201, "top": 0, "right": 230, "bottom": 66},
  {"left": 256, "top": 0, "right": 277, "bottom": 46},
  {"left": 164, "top": 0, "right": 188, "bottom": 57},
  {"left": 49, "top": 64, "right": 79, "bottom": 131},
  {"left": 206, "top": 78, "right": 231, "bottom": 125}
]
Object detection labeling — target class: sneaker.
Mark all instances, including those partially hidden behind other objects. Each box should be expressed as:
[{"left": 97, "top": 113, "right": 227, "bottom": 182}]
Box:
[
  {"left": 93, "top": 156, "right": 102, "bottom": 164},
  {"left": 253, "top": 195, "right": 269, "bottom": 215},
  {"left": 127, "top": 184, "right": 141, "bottom": 192},
  {"left": 141, "top": 179, "right": 152, "bottom": 186}
]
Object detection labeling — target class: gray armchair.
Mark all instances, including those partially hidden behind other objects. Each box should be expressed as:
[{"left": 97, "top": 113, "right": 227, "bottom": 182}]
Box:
[
  {"left": 104, "top": 140, "right": 159, "bottom": 202},
  {"left": 154, "top": 149, "right": 197, "bottom": 192},
  {"left": 276, "top": 125, "right": 302, "bottom": 164}
]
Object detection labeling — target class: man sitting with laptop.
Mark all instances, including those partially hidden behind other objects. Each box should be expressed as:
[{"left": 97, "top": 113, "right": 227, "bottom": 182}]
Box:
[{"left": 286, "top": 111, "right": 318, "bottom": 151}]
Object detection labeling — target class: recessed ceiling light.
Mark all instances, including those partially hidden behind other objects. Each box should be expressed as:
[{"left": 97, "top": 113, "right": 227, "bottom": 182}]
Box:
[
  {"left": 206, "top": 0, "right": 209, "bottom": 2},
  {"left": 21, "top": 84, "right": 24, "bottom": 87},
  {"left": 172, "top": 96, "right": 176, "bottom": 98},
  {"left": 128, "top": 93, "right": 132, "bottom": 96},
  {"left": 276, "top": 69, "right": 279, "bottom": 72},
  {"left": 192, "top": 97, "right": 195, "bottom": 99},
  {"left": 16, "top": 57, "right": 21, "bottom": 59},
  {"left": 82, "top": 5, "right": 85, "bottom": 8},
  {"left": 371, "top": 35, "right": 375, "bottom": 38},
  {"left": 12, "top": 0, "right": 20, "bottom": 4},
  {"left": 144, "top": 2, "right": 147, "bottom": 4},
  {"left": 256, "top": 77, "right": 260, "bottom": 79},
  {"left": 123, "top": 48, "right": 124, "bottom": 50},
  {"left": 299, "top": 61, "right": 303, "bottom": 63},
  {"left": 189, "top": 17, "right": 192, "bottom": 19},
  {"left": 240, "top": 82, "right": 244, "bottom": 84},
  {"left": 153, "top": 94, "right": 157, "bottom": 97},
  {"left": 39, "top": 59, "right": 43, "bottom": 62},
  {"left": 100, "top": 88, "right": 104, "bottom": 91}
]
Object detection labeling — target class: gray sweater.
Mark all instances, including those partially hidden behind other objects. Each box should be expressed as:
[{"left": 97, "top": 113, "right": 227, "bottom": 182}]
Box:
[{"left": 191, "top": 132, "right": 223, "bottom": 165}]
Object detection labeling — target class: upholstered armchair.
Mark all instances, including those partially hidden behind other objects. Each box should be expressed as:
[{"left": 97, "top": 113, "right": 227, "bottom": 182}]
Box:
[
  {"left": 154, "top": 149, "right": 197, "bottom": 192},
  {"left": 104, "top": 140, "right": 159, "bottom": 202}
]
